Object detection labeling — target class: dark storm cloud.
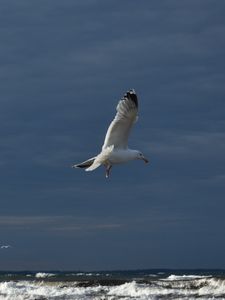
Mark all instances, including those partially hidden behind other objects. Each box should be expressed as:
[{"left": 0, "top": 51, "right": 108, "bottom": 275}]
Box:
[{"left": 0, "top": 0, "right": 225, "bottom": 269}]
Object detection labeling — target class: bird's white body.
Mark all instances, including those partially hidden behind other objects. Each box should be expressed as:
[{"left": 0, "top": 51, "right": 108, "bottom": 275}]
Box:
[
  {"left": 107, "top": 148, "right": 140, "bottom": 165},
  {"left": 73, "top": 89, "right": 148, "bottom": 177}
]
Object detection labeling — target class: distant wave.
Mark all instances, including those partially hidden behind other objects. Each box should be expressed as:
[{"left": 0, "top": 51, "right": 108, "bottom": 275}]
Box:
[
  {"left": 164, "top": 274, "right": 212, "bottom": 281},
  {"left": 35, "top": 272, "right": 55, "bottom": 278},
  {"left": 74, "top": 272, "right": 101, "bottom": 276}
]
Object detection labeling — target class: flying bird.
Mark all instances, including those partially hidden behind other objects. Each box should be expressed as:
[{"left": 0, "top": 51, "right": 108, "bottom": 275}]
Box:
[
  {"left": 72, "top": 89, "right": 148, "bottom": 178},
  {"left": 1, "top": 245, "right": 11, "bottom": 249}
]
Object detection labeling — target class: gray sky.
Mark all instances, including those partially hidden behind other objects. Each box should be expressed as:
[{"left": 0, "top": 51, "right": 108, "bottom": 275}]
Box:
[{"left": 0, "top": 0, "right": 225, "bottom": 270}]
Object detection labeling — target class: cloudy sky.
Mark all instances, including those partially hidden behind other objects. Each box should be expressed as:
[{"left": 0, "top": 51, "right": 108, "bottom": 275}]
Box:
[{"left": 0, "top": 0, "right": 225, "bottom": 270}]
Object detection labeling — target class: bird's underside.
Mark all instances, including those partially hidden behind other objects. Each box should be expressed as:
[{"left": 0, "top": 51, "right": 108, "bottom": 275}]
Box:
[
  {"left": 74, "top": 159, "right": 111, "bottom": 177},
  {"left": 73, "top": 146, "right": 114, "bottom": 178}
]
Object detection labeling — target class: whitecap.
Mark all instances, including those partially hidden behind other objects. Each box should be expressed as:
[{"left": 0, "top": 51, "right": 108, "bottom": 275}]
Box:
[
  {"left": 107, "top": 281, "right": 175, "bottom": 298},
  {"left": 35, "top": 272, "right": 55, "bottom": 278},
  {"left": 164, "top": 274, "right": 211, "bottom": 281}
]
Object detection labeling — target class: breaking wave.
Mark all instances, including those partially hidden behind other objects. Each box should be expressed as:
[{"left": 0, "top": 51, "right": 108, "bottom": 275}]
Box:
[
  {"left": 0, "top": 272, "right": 225, "bottom": 300},
  {"left": 164, "top": 274, "right": 212, "bottom": 281},
  {"left": 109, "top": 279, "right": 225, "bottom": 299},
  {"left": 35, "top": 272, "right": 56, "bottom": 278},
  {"left": 0, "top": 281, "right": 102, "bottom": 300},
  {"left": 0, "top": 276, "right": 225, "bottom": 299}
]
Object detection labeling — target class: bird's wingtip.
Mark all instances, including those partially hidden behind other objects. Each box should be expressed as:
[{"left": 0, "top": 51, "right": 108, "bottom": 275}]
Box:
[
  {"left": 124, "top": 88, "right": 136, "bottom": 96},
  {"left": 124, "top": 89, "right": 138, "bottom": 108}
]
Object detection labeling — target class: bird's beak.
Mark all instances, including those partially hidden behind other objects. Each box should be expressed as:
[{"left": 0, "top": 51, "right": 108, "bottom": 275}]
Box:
[{"left": 142, "top": 157, "right": 149, "bottom": 163}]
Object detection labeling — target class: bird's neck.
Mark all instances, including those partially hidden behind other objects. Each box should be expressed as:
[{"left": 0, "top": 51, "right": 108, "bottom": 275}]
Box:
[{"left": 126, "top": 149, "right": 139, "bottom": 160}]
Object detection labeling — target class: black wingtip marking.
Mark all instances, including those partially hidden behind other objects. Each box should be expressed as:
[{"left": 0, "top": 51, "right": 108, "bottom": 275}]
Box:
[
  {"left": 124, "top": 89, "right": 138, "bottom": 108},
  {"left": 75, "top": 164, "right": 88, "bottom": 169}
]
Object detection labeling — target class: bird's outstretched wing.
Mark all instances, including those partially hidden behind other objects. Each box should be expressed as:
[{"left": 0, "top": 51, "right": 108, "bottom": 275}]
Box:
[{"left": 102, "top": 89, "right": 138, "bottom": 150}]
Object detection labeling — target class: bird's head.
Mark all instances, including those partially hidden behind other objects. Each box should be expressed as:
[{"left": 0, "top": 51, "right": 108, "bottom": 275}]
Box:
[{"left": 135, "top": 151, "right": 149, "bottom": 163}]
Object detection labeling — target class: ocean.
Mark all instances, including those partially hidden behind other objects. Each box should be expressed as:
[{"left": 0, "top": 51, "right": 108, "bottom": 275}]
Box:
[{"left": 0, "top": 269, "right": 224, "bottom": 299}]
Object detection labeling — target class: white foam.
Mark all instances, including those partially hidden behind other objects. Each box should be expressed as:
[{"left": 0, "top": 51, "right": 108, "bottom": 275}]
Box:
[
  {"left": 108, "top": 279, "right": 225, "bottom": 299},
  {"left": 0, "top": 278, "right": 225, "bottom": 300},
  {"left": 35, "top": 272, "right": 55, "bottom": 278},
  {"left": 0, "top": 281, "right": 105, "bottom": 300},
  {"left": 107, "top": 281, "right": 189, "bottom": 298},
  {"left": 165, "top": 274, "right": 211, "bottom": 281},
  {"left": 199, "top": 278, "right": 225, "bottom": 296}
]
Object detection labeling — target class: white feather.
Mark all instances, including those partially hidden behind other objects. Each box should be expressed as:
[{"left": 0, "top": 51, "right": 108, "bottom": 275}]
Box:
[
  {"left": 85, "top": 146, "right": 114, "bottom": 171},
  {"left": 102, "top": 90, "right": 138, "bottom": 150}
]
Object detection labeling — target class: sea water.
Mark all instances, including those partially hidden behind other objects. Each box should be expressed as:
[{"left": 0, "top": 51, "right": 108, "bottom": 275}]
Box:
[{"left": 0, "top": 269, "right": 225, "bottom": 299}]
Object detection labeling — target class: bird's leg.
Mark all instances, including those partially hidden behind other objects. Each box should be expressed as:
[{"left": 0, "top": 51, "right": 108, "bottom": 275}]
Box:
[{"left": 105, "top": 165, "right": 112, "bottom": 178}]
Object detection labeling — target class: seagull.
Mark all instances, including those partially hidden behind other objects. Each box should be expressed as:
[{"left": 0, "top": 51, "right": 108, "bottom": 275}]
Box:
[
  {"left": 1, "top": 245, "right": 11, "bottom": 249},
  {"left": 72, "top": 89, "right": 148, "bottom": 178}
]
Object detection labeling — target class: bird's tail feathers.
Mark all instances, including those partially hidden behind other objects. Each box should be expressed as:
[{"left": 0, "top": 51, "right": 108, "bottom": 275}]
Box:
[
  {"left": 85, "top": 161, "right": 102, "bottom": 172},
  {"left": 72, "top": 157, "right": 96, "bottom": 169},
  {"left": 85, "top": 146, "right": 114, "bottom": 172}
]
